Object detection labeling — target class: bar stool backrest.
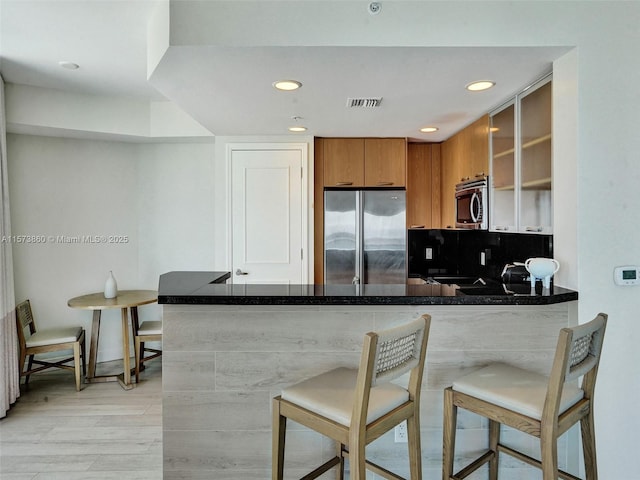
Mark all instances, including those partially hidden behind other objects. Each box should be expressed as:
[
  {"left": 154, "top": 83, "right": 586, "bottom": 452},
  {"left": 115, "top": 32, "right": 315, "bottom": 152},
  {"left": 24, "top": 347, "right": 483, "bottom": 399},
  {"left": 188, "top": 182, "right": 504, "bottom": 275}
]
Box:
[
  {"left": 371, "top": 317, "right": 426, "bottom": 387},
  {"left": 563, "top": 314, "right": 607, "bottom": 383},
  {"left": 544, "top": 312, "right": 607, "bottom": 422},
  {"left": 16, "top": 299, "right": 36, "bottom": 341}
]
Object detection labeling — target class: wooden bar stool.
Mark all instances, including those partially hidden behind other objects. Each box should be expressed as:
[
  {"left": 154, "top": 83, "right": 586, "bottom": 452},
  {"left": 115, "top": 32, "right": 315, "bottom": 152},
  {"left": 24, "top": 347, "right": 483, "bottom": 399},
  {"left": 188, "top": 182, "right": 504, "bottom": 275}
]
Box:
[
  {"left": 272, "top": 314, "right": 431, "bottom": 480},
  {"left": 443, "top": 313, "right": 607, "bottom": 480}
]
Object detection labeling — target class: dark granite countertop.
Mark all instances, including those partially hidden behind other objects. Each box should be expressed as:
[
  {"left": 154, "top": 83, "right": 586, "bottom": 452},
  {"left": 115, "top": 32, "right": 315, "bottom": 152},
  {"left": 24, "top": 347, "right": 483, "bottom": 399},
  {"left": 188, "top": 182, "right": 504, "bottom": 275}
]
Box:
[
  {"left": 158, "top": 271, "right": 578, "bottom": 306},
  {"left": 158, "top": 270, "right": 230, "bottom": 297}
]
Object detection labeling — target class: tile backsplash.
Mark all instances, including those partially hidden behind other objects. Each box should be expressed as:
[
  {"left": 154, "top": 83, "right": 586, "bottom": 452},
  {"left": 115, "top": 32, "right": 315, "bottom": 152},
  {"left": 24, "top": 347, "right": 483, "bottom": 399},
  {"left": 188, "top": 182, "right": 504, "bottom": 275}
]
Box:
[{"left": 408, "top": 229, "right": 553, "bottom": 280}]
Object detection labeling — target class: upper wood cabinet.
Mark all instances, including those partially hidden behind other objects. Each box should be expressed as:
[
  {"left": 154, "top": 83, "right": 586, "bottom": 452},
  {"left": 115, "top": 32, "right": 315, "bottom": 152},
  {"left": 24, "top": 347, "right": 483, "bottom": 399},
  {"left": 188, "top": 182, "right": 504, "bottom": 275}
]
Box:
[
  {"left": 406, "top": 143, "right": 441, "bottom": 229},
  {"left": 364, "top": 138, "right": 407, "bottom": 187},
  {"left": 440, "top": 115, "right": 489, "bottom": 228},
  {"left": 468, "top": 115, "right": 490, "bottom": 180},
  {"left": 459, "top": 115, "right": 490, "bottom": 182},
  {"left": 320, "top": 137, "right": 407, "bottom": 187},
  {"left": 440, "top": 136, "right": 461, "bottom": 229},
  {"left": 322, "top": 138, "right": 365, "bottom": 187}
]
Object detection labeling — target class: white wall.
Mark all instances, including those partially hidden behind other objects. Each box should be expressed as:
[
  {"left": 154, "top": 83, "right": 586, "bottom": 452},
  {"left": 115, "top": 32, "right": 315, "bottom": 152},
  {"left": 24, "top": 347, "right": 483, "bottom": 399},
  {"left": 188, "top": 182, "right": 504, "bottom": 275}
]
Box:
[
  {"left": 569, "top": 7, "right": 640, "bottom": 469},
  {"left": 137, "top": 141, "right": 217, "bottom": 286},
  {"left": 552, "top": 48, "right": 579, "bottom": 288},
  {"left": 7, "top": 134, "right": 217, "bottom": 361}
]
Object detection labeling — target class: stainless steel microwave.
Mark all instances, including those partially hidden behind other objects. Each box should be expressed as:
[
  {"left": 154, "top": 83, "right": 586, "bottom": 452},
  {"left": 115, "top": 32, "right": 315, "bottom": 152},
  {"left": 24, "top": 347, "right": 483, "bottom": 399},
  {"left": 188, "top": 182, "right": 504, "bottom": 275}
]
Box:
[{"left": 455, "top": 177, "right": 488, "bottom": 229}]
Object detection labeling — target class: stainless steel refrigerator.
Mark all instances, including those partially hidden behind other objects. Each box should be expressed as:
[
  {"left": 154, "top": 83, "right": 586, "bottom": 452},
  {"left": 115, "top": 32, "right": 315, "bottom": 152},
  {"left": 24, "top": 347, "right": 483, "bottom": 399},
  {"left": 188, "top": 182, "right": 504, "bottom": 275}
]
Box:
[{"left": 324, "top": 189, "right": 406, "bottom": 284}]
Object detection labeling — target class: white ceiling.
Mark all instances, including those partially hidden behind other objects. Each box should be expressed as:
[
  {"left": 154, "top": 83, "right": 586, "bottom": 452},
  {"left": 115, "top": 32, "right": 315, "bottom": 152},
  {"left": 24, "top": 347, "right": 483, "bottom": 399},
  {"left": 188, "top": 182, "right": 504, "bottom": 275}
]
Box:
[{"left": 0, "top": 0, "right": 569, "bottom": 142}]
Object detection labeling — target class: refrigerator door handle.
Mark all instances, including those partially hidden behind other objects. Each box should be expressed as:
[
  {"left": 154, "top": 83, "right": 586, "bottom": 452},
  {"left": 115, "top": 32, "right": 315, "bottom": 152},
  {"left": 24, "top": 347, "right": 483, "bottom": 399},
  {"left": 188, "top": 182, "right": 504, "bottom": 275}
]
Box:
[{"left": 356, "top": 191, "right": 364, "bottom": 285}]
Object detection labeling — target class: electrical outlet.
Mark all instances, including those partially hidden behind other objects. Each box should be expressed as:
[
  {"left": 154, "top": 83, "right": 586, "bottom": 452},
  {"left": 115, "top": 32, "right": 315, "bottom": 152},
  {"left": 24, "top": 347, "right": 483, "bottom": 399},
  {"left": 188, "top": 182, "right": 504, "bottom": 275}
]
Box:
[
  {"left": 425, "top": 247, "right": 433, "bottom": 260},
  {"left": 394, "top": 422, "right": 408, "bottom": 443}
]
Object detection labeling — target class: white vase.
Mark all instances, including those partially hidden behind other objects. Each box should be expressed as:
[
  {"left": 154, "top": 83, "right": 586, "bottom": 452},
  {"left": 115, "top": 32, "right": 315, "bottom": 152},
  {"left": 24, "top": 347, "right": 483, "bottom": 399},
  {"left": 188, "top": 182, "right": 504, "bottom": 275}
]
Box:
[
  {"left": 525, "top": 258, "right": 560, "bottom": 289},
  {"left": 104, "top": 271, "right": 118, "bottom": 298}
]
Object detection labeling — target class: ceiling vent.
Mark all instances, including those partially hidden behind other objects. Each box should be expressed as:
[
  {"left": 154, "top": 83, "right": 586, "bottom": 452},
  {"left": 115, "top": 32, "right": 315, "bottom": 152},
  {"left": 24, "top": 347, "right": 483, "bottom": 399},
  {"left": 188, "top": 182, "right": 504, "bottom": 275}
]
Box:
[{"left": 346, "top": 97, "right": 383, "bottom": 108}]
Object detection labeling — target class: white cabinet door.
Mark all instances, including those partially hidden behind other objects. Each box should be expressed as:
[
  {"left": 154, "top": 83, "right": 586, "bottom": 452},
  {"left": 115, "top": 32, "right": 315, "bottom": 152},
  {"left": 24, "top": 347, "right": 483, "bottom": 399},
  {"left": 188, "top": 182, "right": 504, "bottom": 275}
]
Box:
[
  {"left": 231, "top": 147, "right": 305, "bottom": 284},
  {"left": 519, "top": 79, "right": 552, "bottom": 234},
  {"left": 490, "top": 101, "right": 517, "bottom": 232},
  {"left": 490, "top": 75, "right": 552, "bottom": 234}
]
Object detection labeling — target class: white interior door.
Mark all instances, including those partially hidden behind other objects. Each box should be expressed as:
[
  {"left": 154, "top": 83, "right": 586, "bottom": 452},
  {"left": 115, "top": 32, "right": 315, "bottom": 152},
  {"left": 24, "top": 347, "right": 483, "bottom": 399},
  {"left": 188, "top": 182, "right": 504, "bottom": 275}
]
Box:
[{"left": 231, "top": 146, "right": 305, "bottom": 284}]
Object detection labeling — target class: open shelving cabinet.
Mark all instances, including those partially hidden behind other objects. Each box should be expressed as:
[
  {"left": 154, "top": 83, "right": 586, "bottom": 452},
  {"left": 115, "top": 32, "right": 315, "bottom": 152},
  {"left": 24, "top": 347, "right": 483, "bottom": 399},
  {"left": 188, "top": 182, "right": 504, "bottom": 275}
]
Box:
[{"left": 490, "top": 74, "right": 552, "bottom": 233}]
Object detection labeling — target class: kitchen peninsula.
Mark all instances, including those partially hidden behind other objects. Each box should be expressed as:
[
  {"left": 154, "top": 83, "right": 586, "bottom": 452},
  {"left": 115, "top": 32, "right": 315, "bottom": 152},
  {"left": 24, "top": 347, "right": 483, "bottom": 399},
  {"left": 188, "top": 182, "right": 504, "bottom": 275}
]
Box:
[{"left": 159, "top": 271, "right": 578, "bottom": 479}]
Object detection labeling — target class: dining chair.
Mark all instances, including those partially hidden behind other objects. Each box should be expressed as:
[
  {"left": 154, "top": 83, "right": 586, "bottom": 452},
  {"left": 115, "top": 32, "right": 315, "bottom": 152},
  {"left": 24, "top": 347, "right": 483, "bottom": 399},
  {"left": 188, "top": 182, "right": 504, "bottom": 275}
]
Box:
[
  {"left": 15, "top": 299, "right": 87, "bottom": 391},
  {"left": 443, "top": 312, "right": 607, "bottom": 480},
  {"left": 272, "top": 314, "right": 431, "bottom": 480},
  {"left": 131, "top": 307, "right": 162, "bottom": 383}
]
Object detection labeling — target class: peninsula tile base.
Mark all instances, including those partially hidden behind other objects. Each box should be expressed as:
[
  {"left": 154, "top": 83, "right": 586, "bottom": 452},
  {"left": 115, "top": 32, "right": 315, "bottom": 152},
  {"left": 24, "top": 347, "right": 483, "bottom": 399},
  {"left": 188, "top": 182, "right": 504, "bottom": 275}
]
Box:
[{"left": 162, "top": 302, "right": 579, "bottom": 480}]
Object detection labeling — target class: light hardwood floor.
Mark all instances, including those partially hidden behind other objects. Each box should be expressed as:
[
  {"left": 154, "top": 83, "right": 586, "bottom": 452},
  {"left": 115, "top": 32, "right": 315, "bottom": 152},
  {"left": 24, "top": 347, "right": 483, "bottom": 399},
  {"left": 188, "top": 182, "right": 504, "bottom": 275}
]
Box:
[{"left": 0, "top": 359, "right": 162, "bottom": 480}]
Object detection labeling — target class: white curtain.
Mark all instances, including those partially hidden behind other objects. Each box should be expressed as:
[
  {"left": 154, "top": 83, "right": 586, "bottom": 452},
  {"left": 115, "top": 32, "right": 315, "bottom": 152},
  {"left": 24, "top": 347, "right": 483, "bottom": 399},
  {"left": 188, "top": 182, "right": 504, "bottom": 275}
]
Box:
[{"left": 0, "top": 74, "right": 19, "bottom": 418}]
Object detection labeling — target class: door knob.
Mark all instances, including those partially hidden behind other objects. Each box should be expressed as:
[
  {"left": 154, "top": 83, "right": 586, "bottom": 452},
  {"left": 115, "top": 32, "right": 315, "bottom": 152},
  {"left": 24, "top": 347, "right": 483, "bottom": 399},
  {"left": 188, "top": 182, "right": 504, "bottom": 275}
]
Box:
[{"left": 235, "top": 269, "right": 249, "bottom": 276}]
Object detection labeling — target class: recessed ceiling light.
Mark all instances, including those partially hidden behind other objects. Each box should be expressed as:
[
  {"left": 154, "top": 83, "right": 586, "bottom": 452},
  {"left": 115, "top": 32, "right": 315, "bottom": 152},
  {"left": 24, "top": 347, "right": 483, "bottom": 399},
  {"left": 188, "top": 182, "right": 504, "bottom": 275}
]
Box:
[
  {"left": 288, "top": 116, "right": 307, "bottom": 132},
  {"left": 58, "top": 61, "right": 79, "bottom": 70},
  {"left": 420, "top": 126, "right": 439, "bottom": 133},
  {"left": 466, "top": 80, "right": 495, "bottom": 92},
  {"left": 273, "top": 80, "right": 302, "bottom": 91}
]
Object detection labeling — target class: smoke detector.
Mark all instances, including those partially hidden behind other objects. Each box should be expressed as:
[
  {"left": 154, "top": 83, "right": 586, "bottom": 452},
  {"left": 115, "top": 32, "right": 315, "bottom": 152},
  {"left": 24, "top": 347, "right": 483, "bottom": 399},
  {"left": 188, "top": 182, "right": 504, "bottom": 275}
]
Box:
[
  {"left": 368, "top": 2, "right": 381, "bottom": 15},
  {"left": 346, "top": 97, "right": 383, "bottom": 108}
]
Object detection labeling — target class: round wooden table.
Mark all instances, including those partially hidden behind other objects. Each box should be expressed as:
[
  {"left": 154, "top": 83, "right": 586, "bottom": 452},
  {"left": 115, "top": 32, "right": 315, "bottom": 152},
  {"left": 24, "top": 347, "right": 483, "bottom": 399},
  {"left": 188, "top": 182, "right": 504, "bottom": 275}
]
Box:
[{"left": 68, "top": 290, "right": 157, "bottom": 390}]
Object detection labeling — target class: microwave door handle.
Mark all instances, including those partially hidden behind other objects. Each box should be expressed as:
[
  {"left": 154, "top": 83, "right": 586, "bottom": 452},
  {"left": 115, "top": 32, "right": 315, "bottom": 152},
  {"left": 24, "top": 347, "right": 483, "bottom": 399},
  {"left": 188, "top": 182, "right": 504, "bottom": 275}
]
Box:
[{"left": 470, "top": 192, "right": 480, "bottom": 222}]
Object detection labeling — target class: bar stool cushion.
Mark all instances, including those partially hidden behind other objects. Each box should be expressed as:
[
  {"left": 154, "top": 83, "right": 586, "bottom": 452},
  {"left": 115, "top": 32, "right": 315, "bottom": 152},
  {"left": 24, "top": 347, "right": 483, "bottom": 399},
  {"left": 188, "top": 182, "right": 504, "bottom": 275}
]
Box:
[
  {"left": 452, "top": 362, "right": 584, "bottom": 420},
  {"left": 138, "top": 321, "right": 163, "bottom": 335},
  {"left": 25, "top": 326, "right": 83, "bottom": 348},
  {"left": 281, "top": 367, "right": 409, "bottom": 426}
]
